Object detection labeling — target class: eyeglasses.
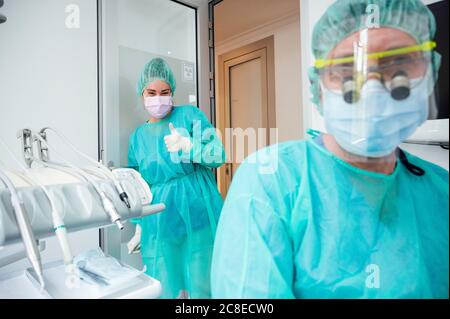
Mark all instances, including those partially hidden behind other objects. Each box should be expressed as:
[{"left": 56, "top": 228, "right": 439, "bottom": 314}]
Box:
[
  {"left": 314, "top": 41, "right": 436, "bottom": 69},
  {"left": 315, "top": 41, "right": 436, "bottom": 103}
]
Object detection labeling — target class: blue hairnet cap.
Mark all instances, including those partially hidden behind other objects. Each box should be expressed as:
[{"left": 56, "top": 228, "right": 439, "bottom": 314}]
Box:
[
  {"left": 309, "top": 0, "right": 441, "bottom": 112},
  {"left": 137, "top": 58, "right": 177, "bottom": 96}
]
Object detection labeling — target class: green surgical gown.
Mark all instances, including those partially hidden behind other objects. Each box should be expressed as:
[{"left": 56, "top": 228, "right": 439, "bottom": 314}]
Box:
[
  {"left": 128, "top": 105, "right": 225, "bottom": 299},
  {"left": 211, "top": 136, "right": 449, "bottom": 298}
]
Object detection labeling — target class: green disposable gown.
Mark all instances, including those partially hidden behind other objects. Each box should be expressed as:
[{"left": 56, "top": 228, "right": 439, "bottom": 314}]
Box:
[
  {"left": 128, "top": 105, "right": 225, "bottom": 298},
  {"left": 211, "top": 136, "right": 449, "bottom": 298}
]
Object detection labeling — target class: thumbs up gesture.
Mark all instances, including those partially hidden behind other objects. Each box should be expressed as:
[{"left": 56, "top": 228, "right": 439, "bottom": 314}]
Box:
[{"left": 164, "top": 123, "right": 193, "bottom": 153}]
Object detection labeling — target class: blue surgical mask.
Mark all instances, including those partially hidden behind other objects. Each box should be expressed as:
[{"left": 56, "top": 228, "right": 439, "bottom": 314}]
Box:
[{"left": 322, "top": 74, "right": 430, "bottom": 158}]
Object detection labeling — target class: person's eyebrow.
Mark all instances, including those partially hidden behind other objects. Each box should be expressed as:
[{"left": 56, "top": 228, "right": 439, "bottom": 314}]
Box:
[
  {"left": 161, "top": 89, "right": 171, "bottom": 93},
  {"left": 332, "top": 52, "right": 354, "bottom": 59},
  {"left": 382, "top": 43, "right": 417, "bottom": 52},
  {"left": 332, "top": 43, "right": 417, "bottom": 59},
  {"left": 329, "top": 47, "right": 354, "bottom": 59}
]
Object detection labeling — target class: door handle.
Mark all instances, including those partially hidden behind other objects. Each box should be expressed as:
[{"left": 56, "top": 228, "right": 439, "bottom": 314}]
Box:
[{"left": 225, "top": 163, "right": 231, "bottom": 176}]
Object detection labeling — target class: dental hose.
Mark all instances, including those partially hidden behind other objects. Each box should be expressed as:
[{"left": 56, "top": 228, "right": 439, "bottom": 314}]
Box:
[
  {"left": 31, "top": 132, "right": 124, "bottom": 230},
  {"left": 41, "top": 160, "right": 124, "bottom": 230},
  {"left": 15, "top": 169, "right": 73, "bottom": 268},
  {"left": 0, "top": 141, "right": 47, "bottom": 289},
  {"left": 0, "top": 169, "right": 46, "bottom": 290},
  {"left": 39, "top": 127, "right": 131, "bottom": 208},
  {"left": 0, "top": 138, "right": 73, "bottom": 268}
]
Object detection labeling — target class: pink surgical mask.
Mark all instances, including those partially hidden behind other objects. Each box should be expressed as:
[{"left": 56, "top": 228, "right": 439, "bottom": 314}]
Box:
[{"left": 144, "top": 96, "right": 174, "bottom": 119}]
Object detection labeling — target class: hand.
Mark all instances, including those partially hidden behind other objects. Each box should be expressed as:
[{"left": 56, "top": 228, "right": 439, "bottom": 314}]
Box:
[
  {"left": 127, "top": 224, "right": 142, "bottom": 254},
  {"left": 164, "top": 123, "right": 193, "bottom": 153}
]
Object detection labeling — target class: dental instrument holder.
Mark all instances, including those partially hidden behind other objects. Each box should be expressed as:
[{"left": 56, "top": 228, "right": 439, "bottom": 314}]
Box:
[
  {"left": 21, "top": 128, "right": 126, "bottom": 228},
  {"left": 36, "top": 128, "right": 132, "bottom": 210},
  {"left": 17, "top": 129, "right": 34, "bottom": 168},
  {"left": 36, "top": 130, "right": 50, "bottom": 163},
  {"left": 0, "top": 176, "right": 165, "bottom": 247}
]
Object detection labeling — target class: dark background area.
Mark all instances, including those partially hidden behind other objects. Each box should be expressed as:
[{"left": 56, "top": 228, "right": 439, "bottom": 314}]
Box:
[{"left": 429, "top": 0, "right": 449, "bottom": 119}]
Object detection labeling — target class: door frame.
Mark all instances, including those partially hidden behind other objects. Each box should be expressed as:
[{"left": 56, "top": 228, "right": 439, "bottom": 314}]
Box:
[
  {"left": 216, "top": 36, "right": 276, "bottom": 197},
  {"left": 98, "top": 0, "right": 209, "bottom": 254}
]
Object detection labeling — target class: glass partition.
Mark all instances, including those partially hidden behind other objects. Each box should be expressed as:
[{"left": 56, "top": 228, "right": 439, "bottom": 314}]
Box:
[{"left": 100, "top": 0, "right": 198, "bottom": 267}]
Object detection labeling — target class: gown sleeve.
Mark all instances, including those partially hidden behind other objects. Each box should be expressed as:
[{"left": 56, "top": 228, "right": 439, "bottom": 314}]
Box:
[
  {"left": 180, "top": 106, "right": 226, "bottom": 169},
  {"left": 127, "top": 132, "right": 139, "bottom": 171},
  {"left": 211, "top": 155, "right": 295, "bottom": 298},
  {"left": 127, "top": 132, "right": 141, "bottom": 225}
]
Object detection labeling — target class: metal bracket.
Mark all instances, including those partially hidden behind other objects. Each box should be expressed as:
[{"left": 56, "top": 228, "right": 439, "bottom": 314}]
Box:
[
  {"left": 16, "top": 129, "right": 34, "bottom": 168},
  {"left": 36, "top": 129, "right": 50, "bottom": 162}
]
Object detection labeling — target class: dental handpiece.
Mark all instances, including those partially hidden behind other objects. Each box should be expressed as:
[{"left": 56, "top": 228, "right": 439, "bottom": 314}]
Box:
[
  {"left": 39, "top": 127, "right": 131, "bottom": 209},
  {"left": 40, "top": 160, "right": 124, "bottom": 230},
  {"left": 85, "top": 167, "right": 131, "bottom": 209},
  {"left": 31, "top": 133, "right": 125, "bottom": 230},
  {"left": 2, "top": 141, "right": 74, "bottom": 267},
  {"left": 55, "top": 164, "right": 130, "bottom": 210},
  {"left": 0, "top": 171, "right": 45, "bottom": 289}
]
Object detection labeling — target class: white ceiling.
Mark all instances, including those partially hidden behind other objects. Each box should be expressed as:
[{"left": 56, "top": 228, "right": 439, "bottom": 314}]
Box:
[{"left": 214, "top": 0, "right": 299, "bottom": 42}]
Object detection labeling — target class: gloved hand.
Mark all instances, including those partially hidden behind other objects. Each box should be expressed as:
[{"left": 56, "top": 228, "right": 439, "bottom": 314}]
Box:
[
  {"left": 127, "top": 224, "right": 142, "bottom": 254},
  {"left": 164, "top": 123, "right": 193, "bottom": 153}
]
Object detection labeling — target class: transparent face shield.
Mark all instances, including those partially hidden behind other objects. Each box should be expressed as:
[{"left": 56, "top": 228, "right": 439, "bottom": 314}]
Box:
[{"left": 315, "top": 27, "right": 437, "bottom": 160}]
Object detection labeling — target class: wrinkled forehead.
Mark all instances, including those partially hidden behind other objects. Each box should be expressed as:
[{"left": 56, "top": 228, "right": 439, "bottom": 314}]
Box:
[{"left": 328, "top": 27, "right": 419, "bottom": 60}]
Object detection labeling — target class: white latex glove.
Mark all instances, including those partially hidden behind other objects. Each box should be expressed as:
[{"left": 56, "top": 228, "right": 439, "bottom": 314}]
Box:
[
  {"left": 164, "top": 123, "right": 193, "bottom": 153},
  {"left": 127, "top": 224, "right": 142, "bottom": 254}
]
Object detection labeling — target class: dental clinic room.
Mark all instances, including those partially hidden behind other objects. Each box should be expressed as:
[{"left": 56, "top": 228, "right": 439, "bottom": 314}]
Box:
[{"left": 0, "top": 0, "right": 449, "bottom": 304}]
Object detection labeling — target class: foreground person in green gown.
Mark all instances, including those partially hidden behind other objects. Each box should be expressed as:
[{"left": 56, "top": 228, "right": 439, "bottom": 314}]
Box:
[{"left": 211, "top": 0, "right": 449, "bottom": 299}]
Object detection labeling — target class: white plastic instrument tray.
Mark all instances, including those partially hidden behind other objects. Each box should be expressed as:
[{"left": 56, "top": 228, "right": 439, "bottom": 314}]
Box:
[{"left": 0, "top": 260, "right": 161, "bottom": 299}]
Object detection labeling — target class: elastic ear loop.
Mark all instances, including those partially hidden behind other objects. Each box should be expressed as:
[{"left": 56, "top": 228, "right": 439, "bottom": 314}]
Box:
[
  {"left": 397, "top": 52, "right": 433, "bottom": 178},
  {"left": 398, "top": 149, "right": 426, "bottom": 176}
]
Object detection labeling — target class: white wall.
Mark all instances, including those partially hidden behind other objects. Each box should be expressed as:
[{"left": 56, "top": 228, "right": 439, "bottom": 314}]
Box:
[
  {"left": 216, "top": 13, "right": 303, "bottom": 142},
  {"left": 0, "top": 0, "right": 99, "bottom": 275}
]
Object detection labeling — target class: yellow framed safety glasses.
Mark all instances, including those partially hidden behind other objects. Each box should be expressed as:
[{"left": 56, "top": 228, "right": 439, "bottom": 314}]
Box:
[{"left": 314, "top": 41, "right": 437, "bottom": 69}]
